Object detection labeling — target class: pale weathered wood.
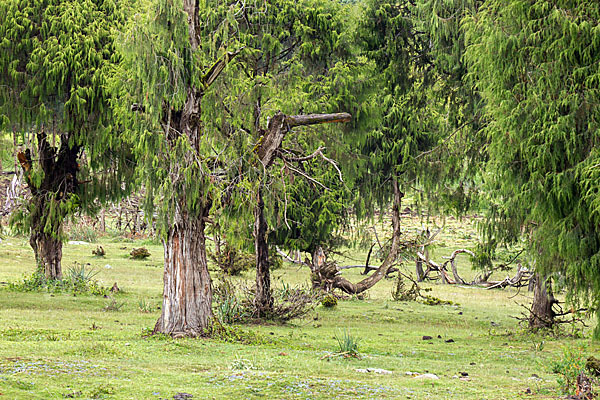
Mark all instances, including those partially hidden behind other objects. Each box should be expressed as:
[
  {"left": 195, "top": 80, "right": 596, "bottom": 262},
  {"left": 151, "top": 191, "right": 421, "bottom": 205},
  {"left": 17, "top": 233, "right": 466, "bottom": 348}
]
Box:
[{"left": 285, "top": 113, "right": 351, "bottom": 127}]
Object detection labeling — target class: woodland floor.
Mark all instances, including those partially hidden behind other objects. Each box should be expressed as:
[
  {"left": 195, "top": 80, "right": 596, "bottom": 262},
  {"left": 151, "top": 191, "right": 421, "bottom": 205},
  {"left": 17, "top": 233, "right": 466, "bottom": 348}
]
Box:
[{"left": 0, "top": 212, "right": 598, "bottom": 399}]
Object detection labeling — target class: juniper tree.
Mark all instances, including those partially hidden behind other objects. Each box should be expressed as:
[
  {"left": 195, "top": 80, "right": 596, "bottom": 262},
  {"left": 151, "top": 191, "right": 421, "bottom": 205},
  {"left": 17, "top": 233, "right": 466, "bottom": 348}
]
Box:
[
  {"left": 209, "top": 0, "right": 355, "bottom": 314},
  {"left": 119, "top": 0, "right": 352, "bottom": 330},
  {"left": 117, "top": 0, "right": 246, "bottom": 336},
  {"left": 329, "top": 0, "right": 437, "bottom": 290},
  {"left": 0, "top": 0, "right": 134, "bottom": 279},
  {"left": 463, "top": 1, "right": 600, "bottom": 330}
]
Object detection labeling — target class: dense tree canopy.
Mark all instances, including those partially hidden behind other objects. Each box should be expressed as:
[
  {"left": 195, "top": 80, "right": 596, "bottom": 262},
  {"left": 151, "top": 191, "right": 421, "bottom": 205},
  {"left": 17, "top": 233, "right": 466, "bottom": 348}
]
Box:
[
  {"left": 2, "top": 0, "right": 600, "bottom": 340},
  {"left": 0, "top": 0, "right": 134, "bottom": 278},
  {"left": 464, "top": 0, "right": 600, "bottom": 331}
]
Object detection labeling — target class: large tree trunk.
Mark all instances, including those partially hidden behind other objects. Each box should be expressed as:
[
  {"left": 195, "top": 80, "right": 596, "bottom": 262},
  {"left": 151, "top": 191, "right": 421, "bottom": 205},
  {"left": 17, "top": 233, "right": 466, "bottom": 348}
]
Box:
[
  {"left": 529, "top": 273, "right": 556, "bottom": 330},
  {"left": 254, "top": 188, "right": 273, "bottom": 316},
  {"left": 30, "top": 231, "right": 63, "bottom": 280},
  {"left": 154, "top": 206, "right": 213, "bottom": 337},
  {"left": 18, "top": 130, "right": 79, "bottom": 280}
]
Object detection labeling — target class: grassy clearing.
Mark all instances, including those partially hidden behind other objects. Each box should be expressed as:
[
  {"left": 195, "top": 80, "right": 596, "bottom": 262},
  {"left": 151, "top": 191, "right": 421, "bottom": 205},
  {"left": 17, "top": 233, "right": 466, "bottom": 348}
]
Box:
[{"left": 0, "top": 216, "right": 598, "bottom": 399}]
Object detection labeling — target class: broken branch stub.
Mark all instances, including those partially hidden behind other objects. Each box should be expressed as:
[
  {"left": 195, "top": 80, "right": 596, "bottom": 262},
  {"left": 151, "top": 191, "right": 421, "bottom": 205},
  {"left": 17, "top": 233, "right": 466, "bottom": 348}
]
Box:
[{"left": 255, "top": 112, "right": 352, "bottom": 168}]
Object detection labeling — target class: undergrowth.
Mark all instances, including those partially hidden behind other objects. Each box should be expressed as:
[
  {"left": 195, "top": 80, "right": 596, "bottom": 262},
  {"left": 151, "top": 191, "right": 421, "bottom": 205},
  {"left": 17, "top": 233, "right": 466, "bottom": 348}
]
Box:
[{"left": 9, "top": 262, "right": 109, "bottom": 295}]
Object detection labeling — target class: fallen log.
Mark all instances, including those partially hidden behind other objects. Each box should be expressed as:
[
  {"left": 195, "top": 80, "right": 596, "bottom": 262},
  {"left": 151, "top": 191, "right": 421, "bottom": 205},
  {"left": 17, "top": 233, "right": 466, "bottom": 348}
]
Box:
[{"left": 485, "top": 264, "right": 532, "bottom": 289}]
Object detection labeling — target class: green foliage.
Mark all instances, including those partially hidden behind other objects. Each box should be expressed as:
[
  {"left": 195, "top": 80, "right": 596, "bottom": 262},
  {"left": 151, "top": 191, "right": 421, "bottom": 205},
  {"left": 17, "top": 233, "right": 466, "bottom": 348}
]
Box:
[
  {"left": 68, "top": 224, "right": 98, "bottom": 243},
  {"left": 213, "top": 279, "right": 248, "bottom": 324},
  {"left": 321, "top": 294, "right": 338, "bottom": 308},
  {"left": 0, "top": 0, "right": 135, "bottom": 259},
  {"left": 551, "top": 346, "right": 587, "bottom": 395},
  {"left": 464, "top": 1, "right": 600, "bottom": 324},
  {"left": 138, "top": 298, "right": 155, "bottom": 313},
  {"left": 9, "top": 262, "right": 108, "bottom": 295},
  {"left": 209, "top": 243, "right": 254, "bottom": 276}
]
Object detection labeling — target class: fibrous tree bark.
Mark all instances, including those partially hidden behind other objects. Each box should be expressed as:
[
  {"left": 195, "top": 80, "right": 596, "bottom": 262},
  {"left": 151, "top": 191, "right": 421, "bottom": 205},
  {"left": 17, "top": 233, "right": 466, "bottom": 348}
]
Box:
[
  {"left": 253, "top": 187, "right": 273, "bottom": 317},
  {"left": 154, "top": 205, "right": 213, "bottom": 337}
]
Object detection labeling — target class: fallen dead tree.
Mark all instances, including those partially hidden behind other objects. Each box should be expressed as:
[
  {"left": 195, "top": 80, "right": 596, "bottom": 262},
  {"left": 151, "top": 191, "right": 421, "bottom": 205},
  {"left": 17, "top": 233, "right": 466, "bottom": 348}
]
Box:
[
  {"left": 484, "top": 264, "right": 532, "bottom": 289},
  {"left": 273, "top": 180, "right": 403, "bottom": 295},
  {"left": 416, "top": 249, "right": 532, "bottom": 288}
]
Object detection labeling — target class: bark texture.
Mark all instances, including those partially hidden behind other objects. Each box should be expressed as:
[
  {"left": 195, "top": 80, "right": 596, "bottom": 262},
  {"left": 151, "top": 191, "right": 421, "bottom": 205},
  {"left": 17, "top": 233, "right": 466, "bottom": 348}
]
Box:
[
  {"left": 31, "top": 233, "right": 63, "bottom": 280},
  {"left": 154, "top": 206, "right": 213, "bottom": 337},
  {"left": 529, "top": 273, "right": 556, "bottom": 330}
]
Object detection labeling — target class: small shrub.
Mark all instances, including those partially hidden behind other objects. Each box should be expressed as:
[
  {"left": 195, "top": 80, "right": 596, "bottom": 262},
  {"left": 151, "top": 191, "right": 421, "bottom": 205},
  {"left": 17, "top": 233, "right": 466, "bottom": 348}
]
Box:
[
  {"left": 209, "top": 244, "right": 253, "bottom": 276},
  {"left": 551, "top": 346, "right": 587, "bottom": 395},
  {"left": 335, "top": 329, "right": 360, "bottom": 358},
  {"left": 213, "top": 279, "right": 248, "bottom": 324},
  {"left": 88, "top": 383, "right": 114, "bottom": 399},
  {"left": 9, "top": 263, "right": 108, "bottom": 295},
  {"left": 321, "top": 294, "right": 337, "bottom": 308},
  {"left": 209, "top": 324, "right": 266, "bottom": 345},
  {"left": 213, "top": 279, "right": 319, "bottom": 323},
  {"left": 130, "top": 247, "right": 150, "bottom": 260},
  {"left": 268, "top": 284, "right": 320, "bottom": 322}
]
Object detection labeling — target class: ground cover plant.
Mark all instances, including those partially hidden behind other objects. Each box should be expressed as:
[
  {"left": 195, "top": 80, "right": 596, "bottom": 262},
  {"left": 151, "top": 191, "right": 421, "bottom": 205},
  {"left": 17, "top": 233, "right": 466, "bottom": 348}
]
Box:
[{"left": 1, "top": 215, "right": 599, "bottom": 399}]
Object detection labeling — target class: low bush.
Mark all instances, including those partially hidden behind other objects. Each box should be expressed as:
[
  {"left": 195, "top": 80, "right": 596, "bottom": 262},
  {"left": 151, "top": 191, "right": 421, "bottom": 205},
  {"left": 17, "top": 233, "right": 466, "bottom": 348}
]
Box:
[
  {"left": 9, "top": 263, "right": 108, "bottom": 295},
  {"left": 551, "top": 346, "right": 588, "bottom": 395},
  {"left": 68, "top": 224, "right": 98, "bottom": 243}
]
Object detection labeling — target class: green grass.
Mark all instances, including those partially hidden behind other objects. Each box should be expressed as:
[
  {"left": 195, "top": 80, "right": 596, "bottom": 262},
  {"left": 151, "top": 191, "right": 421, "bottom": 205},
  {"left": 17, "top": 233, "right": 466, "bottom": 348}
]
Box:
[{"left": 0, "top": 217, "right": 598, "bottom": 399}]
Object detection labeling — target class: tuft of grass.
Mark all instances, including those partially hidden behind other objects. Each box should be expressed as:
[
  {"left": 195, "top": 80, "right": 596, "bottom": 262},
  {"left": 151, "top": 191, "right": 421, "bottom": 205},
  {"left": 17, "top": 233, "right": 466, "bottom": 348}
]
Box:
[
  {"left": 138, "top": 298, "right": 155, "bottom": 313},
  {"left": 335, "top": 329, "right": 360, "bottom": 358},
  {"left": 68, "top": 224, "right": 98, "bottom": 243}
]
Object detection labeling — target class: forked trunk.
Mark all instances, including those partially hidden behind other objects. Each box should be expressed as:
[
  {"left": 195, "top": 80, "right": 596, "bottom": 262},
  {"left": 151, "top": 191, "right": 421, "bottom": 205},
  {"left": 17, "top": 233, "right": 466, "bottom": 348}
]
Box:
[
  {"left": 254, "top": 188, "right": 273, "bottom": 316},
  {"left": 154, "top": 207, "right": 213, "bottom": 337},
  {"left": 529, "top": 273, "right": 556, "bottom": 330},
  {"left": 31, "top": 231, "right": 63, "bottom": 280}
]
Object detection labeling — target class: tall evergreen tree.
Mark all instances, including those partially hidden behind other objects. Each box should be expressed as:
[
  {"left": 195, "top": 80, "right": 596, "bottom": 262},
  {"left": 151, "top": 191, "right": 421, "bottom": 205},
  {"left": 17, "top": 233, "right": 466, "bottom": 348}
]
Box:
[
  {"left": 118, "top": 0, "right": 243, "bottom": 336},
  {"left": 463, "top": 1, "right": 600, "bottom": 330},
  {"left": 0, "top": 0, "right": 134, "bottom": 279},
  {"left": 119, "top": 0, "right": 351, "bottom": 331}
]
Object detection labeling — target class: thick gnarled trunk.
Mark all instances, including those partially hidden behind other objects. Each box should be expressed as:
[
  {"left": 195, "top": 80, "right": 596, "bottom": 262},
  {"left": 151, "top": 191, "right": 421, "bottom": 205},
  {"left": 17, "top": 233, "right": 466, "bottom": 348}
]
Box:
[
  {"left": 154, "top": 207, "right": 213, "bottom": 337},
  {"left": 254, "top": 188, "right": 273, "bottom": 316},
  {"left": 529, "top": 273, "right": 556, "bottom": 330},
  {"left": 31, "top": 231, "right": 63, "bottom": 280},
  {"left": 18, "top": 130, "right": 79, "bottom": 281}
]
